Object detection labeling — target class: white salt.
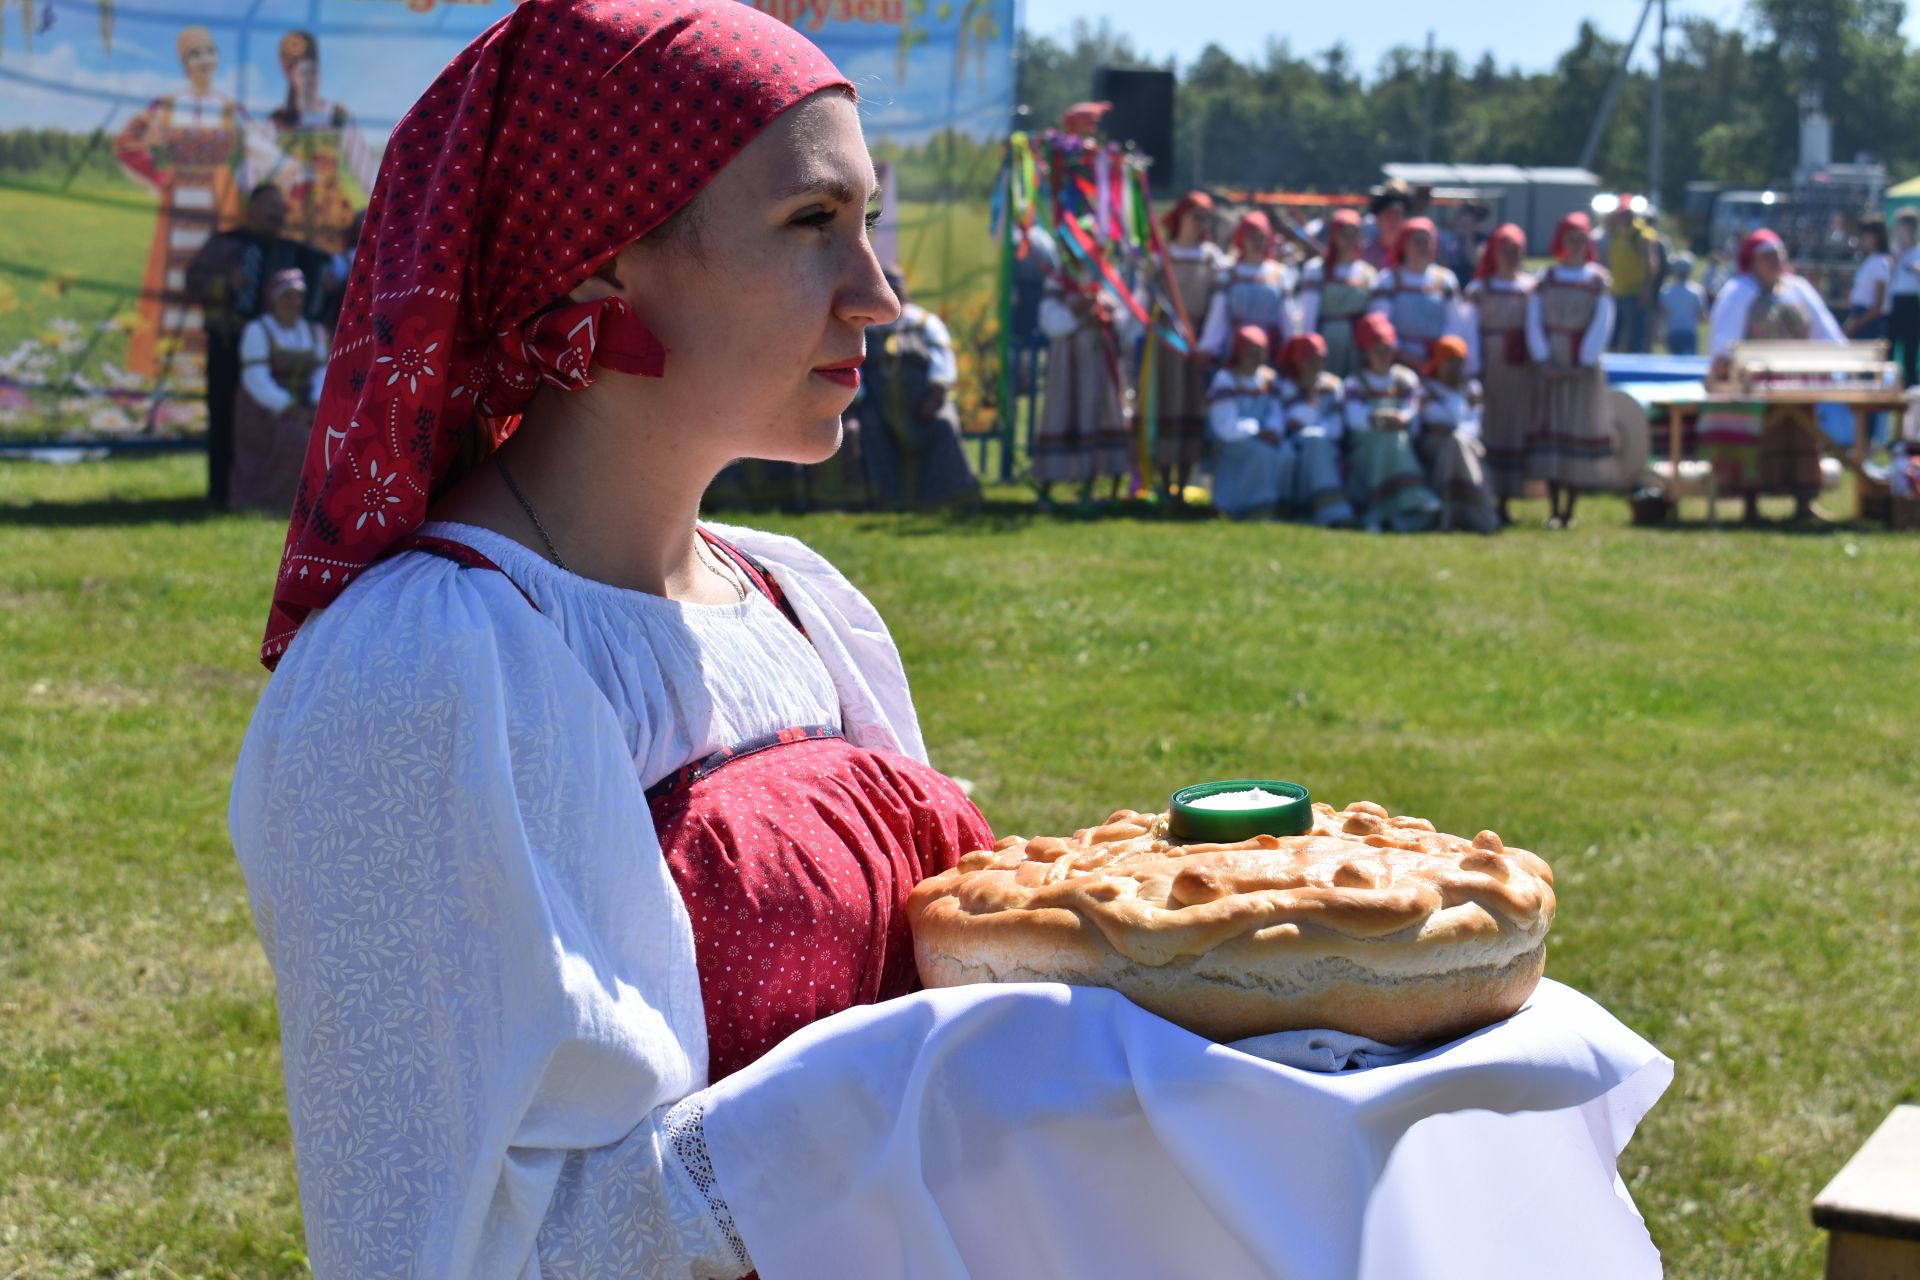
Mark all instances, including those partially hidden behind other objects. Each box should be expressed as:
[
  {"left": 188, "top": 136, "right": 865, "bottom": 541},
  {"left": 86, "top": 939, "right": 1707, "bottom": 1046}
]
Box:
[{"left": 1185, "top": 788, "right": 1291, "bottom": 812}]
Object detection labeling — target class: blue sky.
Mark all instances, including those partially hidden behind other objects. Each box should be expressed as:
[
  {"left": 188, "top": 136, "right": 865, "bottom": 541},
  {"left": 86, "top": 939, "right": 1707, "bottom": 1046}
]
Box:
[{"left": 1021, "top": 0, "right": 1920, "bottom": 78}]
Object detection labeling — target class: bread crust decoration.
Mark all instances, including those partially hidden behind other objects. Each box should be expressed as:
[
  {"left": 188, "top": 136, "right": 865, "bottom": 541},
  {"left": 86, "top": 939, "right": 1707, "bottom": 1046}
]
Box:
[{"left": 908, "top": 801, "right": 1555, "bottom": 1044}]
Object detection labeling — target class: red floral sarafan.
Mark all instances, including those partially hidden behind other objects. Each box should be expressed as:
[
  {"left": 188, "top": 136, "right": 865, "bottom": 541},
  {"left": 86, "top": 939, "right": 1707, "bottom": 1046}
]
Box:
[{"left": 262, "top": 0, "right": 851, "bottom": 666}]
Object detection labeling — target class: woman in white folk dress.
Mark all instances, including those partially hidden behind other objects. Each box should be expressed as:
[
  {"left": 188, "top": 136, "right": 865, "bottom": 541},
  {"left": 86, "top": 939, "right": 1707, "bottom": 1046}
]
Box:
[{"left": 1525, "top": 212, "right": 1617, "bottom": 530}]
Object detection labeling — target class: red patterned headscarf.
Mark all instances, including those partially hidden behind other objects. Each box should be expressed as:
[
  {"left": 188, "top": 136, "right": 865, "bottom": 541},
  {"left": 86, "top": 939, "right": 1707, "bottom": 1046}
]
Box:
[
  {"left": 1476, "top": 222, "right": 1526, "bottom": 280},
  {"left": 1277, "top": 332, "right": 1327, "bottom": 376},
  {"left": 1550, "top": 212, "right": 1597, "bottom": 264},
  {"left": 1738, "top": 228, "right": 1789, "bottom": 275},
  {"left": 1231, "top": 210, "right": 1274, "bottom": 261},
  {"left": 1230, "top": 323, "right": 1271, "bottom": 366},
  {"left": 261, "top": 0, "right": 849, "bottom": 666},
  {"left": 1352, "top": 311, "right": 1398, "bottom": 357},
  {"left": 1390, "top": 216, "right": 1436, "bottom": 269},
  {"left": 1161, "top": 189, "right": 1214, "bottom": 242},
  {"left": 1322, "top": 209, "right": 1363, "bottom": 269}
]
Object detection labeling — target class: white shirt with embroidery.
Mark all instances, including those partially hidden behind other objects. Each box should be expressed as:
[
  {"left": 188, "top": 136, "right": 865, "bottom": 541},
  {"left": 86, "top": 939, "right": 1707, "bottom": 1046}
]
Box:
[{"left": 230, "top": 522, "right": 923, "bottom": 1280}]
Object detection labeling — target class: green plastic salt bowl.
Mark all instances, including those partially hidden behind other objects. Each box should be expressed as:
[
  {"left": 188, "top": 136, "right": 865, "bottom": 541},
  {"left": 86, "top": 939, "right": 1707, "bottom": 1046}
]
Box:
[{"left": 1167, "top": 780, "right": 1314, "bottom": 843}]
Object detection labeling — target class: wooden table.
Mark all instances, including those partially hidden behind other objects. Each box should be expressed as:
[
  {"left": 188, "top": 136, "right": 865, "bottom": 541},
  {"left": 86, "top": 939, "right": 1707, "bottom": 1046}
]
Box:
[
  {"left": 1814, "top": 1105, "right": 1920, "bottom": 1279},
  {"left": 1653, "top": 386, "right": 1910, "bottom": 519}
]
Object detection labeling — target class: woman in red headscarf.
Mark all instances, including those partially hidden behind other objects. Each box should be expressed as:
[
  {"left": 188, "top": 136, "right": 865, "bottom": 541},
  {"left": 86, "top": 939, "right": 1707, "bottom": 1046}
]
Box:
[
  {"left": 1142, "top": 190, "right": 1228, "bottom": 498},
  {"left": 1366, "top": 216, "right": 1471, "bottom": 369},
  {"left": 1204, "top": 324, "right": 1290, "bottom": 518},
  {"left": 1199, "top": 209, "right": 1294, "bottom": 360},
  {"left": 1702, "top": 228, "right": 1847, "bottom": 521},
  {"left": 1273, "top": 332, "right": 1357, "bottom": 526},
  {"left": 1343, "top": 312, "right": 1441, "bottom": 531},
  {"left": 1415, "top": 335, "right": 1500, "bottom": 533},
  {"left": 229, "top": 5, "right": 998, "bottom": 1274},
  {"left": 1465, "top": 223, "right": 1538, "bottom": 521},
  {"left": 1298, "top": 208, "right": 1378, "bottom": 379},
  {"left": 1525, "top": 212, "right": 1618, "bottom": 528}
]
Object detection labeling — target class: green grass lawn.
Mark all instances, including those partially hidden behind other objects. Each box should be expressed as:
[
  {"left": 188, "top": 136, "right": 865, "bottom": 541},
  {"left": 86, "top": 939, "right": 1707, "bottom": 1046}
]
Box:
[{"left": 3, "top": 453, "right": 1918, "bottom": 1278}]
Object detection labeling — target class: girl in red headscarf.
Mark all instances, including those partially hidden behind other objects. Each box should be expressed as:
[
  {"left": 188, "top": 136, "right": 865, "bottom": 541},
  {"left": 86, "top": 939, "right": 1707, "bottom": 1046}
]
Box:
[
  {"left": 1416, "top": 336, "right": 1500, "bottom": 533},
  {"left": 1343, "top": 312, "right": 1441, "bottom": 531},
  {"left": 1465, "top": 222, "right": 1538, "bottom": 521},
  {"left": 1525, "top": 212, "right": 1618, "bottom": 528},
  {"left": 1702, "top": 228, "right": 1847, "bottom": 521},
  {"left": 1204, "top": 324, "right": 1290, "bottom": 518},
  {"left": 1273, "top": 332, "right": 1358, "bottom": 526},
  {"left": 1199, "top": 209, "right": 1294, "bottom": 361},
  {"left": 1142, "top": 190, "right": 1228, "bottom": 498},
  {"left": 1366, "top": 216, "right": 1471, "bottom": 369},
  {"left": 229, "top": 6, "right": 1000, "bottom": 1274},
  {"left": 1298, "top": 208, "right": 1378, "bottom": 379}
]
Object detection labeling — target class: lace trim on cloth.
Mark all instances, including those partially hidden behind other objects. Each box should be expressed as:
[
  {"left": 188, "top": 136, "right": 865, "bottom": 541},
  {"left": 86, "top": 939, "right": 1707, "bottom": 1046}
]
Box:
[{"left": 665, "top": 1095, "right": 753, "bottom": 1279}]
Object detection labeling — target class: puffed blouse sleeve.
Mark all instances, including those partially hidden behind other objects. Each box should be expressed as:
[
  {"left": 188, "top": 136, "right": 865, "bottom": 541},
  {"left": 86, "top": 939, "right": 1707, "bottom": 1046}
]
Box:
[
  {"left": 229, "top": 558, "right": 737, "bottom": 1280},
  {"left": 1708, "top": 275, "right": 1758, "bottom": 359}
]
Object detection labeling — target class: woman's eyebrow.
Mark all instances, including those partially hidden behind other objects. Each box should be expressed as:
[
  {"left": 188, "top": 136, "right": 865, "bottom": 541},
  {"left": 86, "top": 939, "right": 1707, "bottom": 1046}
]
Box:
[{"left": 776, "top": 174, "right": 882, "bottom": 205}]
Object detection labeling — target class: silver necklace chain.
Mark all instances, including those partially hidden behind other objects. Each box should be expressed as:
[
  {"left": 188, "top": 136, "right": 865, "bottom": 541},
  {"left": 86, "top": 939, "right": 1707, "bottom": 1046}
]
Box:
[
  {"left": 494, "top": 452, "right": 745, "bottom": 602},
  {"left": 495, "top": 453, "right": 567, "bottom": 570}
]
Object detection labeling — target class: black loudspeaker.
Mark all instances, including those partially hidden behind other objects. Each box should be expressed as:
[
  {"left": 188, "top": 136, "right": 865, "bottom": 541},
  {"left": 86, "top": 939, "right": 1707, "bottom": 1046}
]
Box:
[{"left": 1092, "top": 66, "right": 1175, "bottom": 191}]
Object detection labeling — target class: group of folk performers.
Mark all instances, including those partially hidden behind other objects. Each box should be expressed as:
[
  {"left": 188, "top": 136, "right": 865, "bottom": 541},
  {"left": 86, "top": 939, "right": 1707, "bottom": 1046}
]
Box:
[{"left": 1033, "top": 186, "right": 1640, "bottom": 530}]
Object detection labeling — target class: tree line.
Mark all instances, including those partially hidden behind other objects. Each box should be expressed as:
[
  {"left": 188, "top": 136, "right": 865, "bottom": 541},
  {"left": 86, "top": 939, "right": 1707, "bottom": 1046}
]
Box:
[{"left": 1018, "top": 0, "right": 1920, "bottom": 200}]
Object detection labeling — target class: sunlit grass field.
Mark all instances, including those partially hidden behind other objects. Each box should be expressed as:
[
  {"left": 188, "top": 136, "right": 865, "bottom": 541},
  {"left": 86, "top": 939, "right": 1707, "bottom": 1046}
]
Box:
[{"left": 2, "top": 453, "right": 1917, "bottom": 1278}]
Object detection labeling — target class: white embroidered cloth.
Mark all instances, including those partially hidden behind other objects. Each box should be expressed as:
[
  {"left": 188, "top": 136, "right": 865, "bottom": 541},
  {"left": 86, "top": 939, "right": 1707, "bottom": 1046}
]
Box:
[{"left": 703, "top": 978, "right": 1672, "bottom": 1280}]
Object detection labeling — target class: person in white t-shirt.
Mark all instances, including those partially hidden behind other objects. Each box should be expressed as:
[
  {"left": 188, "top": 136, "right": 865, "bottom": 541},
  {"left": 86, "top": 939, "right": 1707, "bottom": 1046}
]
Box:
[
  {"left": 1843, "top": 216, "right": 1893, "bottom": 344},
  {"left": 1888, "top": 209, "right": 1920, "bottom": 386}
]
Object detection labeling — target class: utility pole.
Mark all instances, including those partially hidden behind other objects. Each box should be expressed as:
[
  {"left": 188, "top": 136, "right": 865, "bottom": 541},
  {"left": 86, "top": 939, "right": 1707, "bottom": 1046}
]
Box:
[
  {"left": 1649, "top": 0, "right": 1666, "bottom": 210},
  {"left": 1420, "top": 29, "right": 1435, "bottom": 163},
  {"left": 1579, "top": 0, "right": 1655, "bottom": 176}
]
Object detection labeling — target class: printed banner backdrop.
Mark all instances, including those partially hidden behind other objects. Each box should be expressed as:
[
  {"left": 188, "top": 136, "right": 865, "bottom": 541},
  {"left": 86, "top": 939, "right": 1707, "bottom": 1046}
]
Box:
[{"left": 0, "top": 0, "right": 1014, "bottom": 441}]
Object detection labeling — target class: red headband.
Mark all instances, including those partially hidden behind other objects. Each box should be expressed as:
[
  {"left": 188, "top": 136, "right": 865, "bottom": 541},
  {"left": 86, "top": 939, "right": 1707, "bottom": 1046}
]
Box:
[
  {"left": 1738, "top": 228, "right": 1788, "bottom": 275},
  {"left": 261, "top": 0, "right": 850, "bottom": 666},
  {"left": 1352, "top": 311, "right": 1397, "bottom": 355},
  {"left": 1277, "top": 332, "right": 1327, "bottom": 375},
  {"left": 1390, "top": 216, "right": 1437, "bottom": 269},
  {"left": 1323, "top": 208, "right": 1362, "bottom": 269},
  {"left": 1550, "top": 212, "right": 1596, "bottom": 264},
  {"left": 1231, "top": 211, "right": 1274, "bottom": 259},
  {"left": 1161, "top": 190, "right": 1214, "bottom": 241},
  {"left": 1476, "top": 222, "right": 1526, "bottom": 279},
  {"left": 1230, "top": 323, "right": 1271, "bottom": 365}
]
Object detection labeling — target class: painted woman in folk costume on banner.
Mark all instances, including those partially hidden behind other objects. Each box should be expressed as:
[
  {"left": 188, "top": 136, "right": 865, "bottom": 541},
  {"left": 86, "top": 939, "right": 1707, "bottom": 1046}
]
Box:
[
  {"left": 1034, "top": 216, "right": 1135, "bottom": 505},
  {"left": 1367, "top": 217, "right": 1470, "bottom": 371},
  {"left": 1142, "top": 190, "right": 1227, "bottom": 498},
  {"left": 1299, "top": 209, "right": 1377, "bottom": 379},
  {"left": 1525, "top": 213, "right": 1617, "bottom": 530},
  {"left": 1465, "top": 223, "right": 1538, "bottom": 520},
  {"left": 265, "top": 30, "right": 376, "bottom": 256},
  {"left": 1200, "top": 211, "right": 1294, "bottom": 360},
  {"left": 113, "top": 26, "right": 249, "bottom": 379},
  {"left": 1703, "top": 228, "right": 1848, "bottom": 522}
]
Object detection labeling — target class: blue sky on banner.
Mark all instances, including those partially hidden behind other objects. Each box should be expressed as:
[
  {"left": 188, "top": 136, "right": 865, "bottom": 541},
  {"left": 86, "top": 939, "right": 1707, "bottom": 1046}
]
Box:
[{"left": 0, "top": 0, "right": 1016, "bottom": 144}]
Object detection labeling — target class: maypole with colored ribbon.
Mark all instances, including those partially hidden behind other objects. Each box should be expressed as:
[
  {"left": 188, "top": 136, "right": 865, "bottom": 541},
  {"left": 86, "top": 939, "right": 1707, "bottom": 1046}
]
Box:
[{"left": 991, "top": 127, "right": 1198, "bottom": 498}]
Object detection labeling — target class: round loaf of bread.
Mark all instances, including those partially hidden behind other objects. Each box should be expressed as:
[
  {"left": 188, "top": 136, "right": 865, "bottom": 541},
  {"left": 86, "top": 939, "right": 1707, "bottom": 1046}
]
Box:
[{"left": 907, "top": 800, "right": 1556, "bottom": 1045}]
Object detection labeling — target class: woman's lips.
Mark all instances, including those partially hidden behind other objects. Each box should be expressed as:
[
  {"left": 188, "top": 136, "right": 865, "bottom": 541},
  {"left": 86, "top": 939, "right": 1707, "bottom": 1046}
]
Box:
[{"left": 812, "top": 359, "right": 862, "bottom": 389}]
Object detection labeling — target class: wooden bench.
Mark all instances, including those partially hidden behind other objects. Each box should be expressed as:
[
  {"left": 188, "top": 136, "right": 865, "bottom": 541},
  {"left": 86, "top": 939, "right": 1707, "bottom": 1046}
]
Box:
[{"left": 1814, "top": 1106, "right": 1920, "bottom": 1279}]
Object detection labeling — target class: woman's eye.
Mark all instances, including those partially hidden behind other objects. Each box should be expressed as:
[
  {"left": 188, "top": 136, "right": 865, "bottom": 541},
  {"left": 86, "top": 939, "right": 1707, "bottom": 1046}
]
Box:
[
  {"left": 793, "top": 209, "right": 835, "bottom": 229},
  {"left": 864, "top": 208, "right": 884, "bottom": 232}
]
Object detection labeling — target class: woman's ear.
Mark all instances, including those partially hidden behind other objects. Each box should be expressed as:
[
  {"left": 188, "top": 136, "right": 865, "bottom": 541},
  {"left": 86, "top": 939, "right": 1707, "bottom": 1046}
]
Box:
[{"left": 566, "top": 241, "right": 647, "bottom": 305}]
